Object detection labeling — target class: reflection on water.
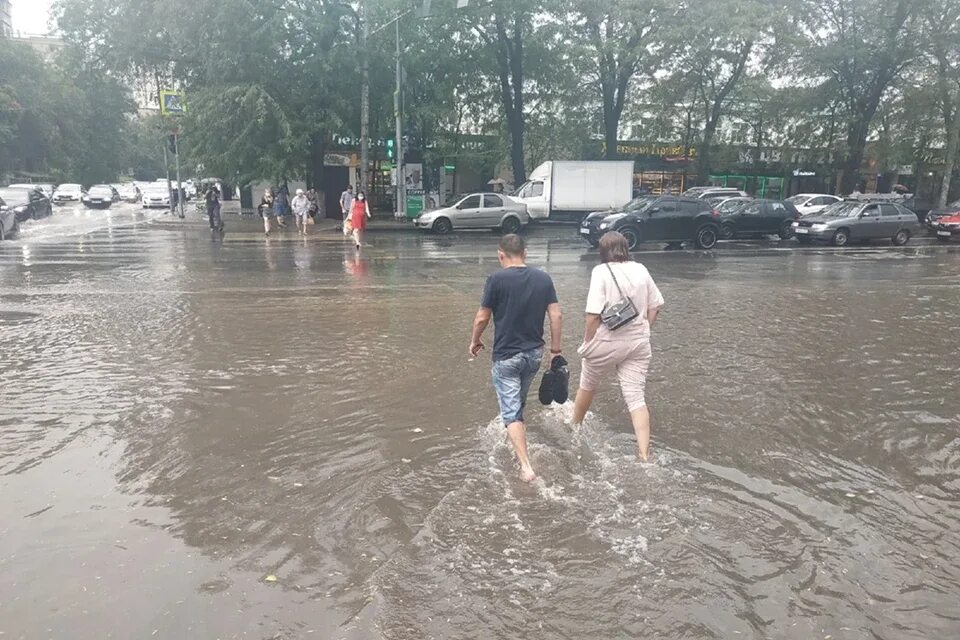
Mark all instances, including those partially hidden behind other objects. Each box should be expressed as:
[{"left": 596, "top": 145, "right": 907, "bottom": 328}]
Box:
[{"left": 1, "top": 216, "right": 959, "bottom": 638}]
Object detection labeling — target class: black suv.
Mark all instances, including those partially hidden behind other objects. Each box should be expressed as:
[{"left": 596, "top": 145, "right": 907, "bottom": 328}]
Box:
[
  {"left": 579, "top": 196, "right": 656, "bottom": 247},
  {"left": 595, "top": 196, "right": 721, "bottom": 250}
]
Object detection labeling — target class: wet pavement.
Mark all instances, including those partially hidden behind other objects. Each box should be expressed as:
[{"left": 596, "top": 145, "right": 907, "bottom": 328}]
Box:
[{"left": 1, "top": 204, "right": 959, "bottom": 639}]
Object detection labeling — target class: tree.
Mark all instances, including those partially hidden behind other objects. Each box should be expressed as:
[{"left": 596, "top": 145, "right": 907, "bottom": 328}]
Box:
[
  {"left": 559, "top": 0, "right": 676, "bottom": 159},
  {"left": 922, "top": 0, "right": 960, "bottom": 205},
  {"left": 797, "top": 0, "right": 921, "bottom": 194}
]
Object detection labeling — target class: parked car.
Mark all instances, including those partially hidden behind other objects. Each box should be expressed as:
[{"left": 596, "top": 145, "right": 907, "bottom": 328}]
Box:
[
  {"left": 9, "top": 183, "right": 55, "bottom": 201},
  {"left": 82, "top": 185, "right": 117, "bottom": 209},
  {"left": 414, "top": 192, "right": 529, "bottom": 234},
  {"left": 0, "top": 194, "right": 21, "bottom": 240},
  {"left": 719, "top": 199, "right": 801, "bottom": 239},
  {"left": 115, "top": 184, "right": 141, "bottom": 203},
  {"left": 0, "top": 187, "right": 52, "bottom": 222},
  {"left": 708, "top": 196, "right": 754, "bottom": 214},
  {"left": 595, "top": 195, "right": 721, "bottom": 250},
  {"left": 579, "top": 196, "right": 656, "bottom": 247},
  {"left": 924, "top": 199, "right": 960, "bottom": 234},
  {"left": 934, "top": 213, "right": 960, "bottom": 242},
  {"left": 785, "top": 193, "right": 842, "bottom": 216},
  {"left": 792, "top": 200, "right": 921, "bottom": 246},
  {"left": 141, "top": 185, "right": 171, "bottom": 209},
  {"left": 684, "top": 186, "right": 748, "bottom": 200},
  {"left": 53, "top": 183, "right": 84, "bottom": 204}
]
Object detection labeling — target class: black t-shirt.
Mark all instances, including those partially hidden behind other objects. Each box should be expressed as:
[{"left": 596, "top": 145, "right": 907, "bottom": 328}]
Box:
[{"left": 481, "top": 266, "right": 559, "bottom": 361}]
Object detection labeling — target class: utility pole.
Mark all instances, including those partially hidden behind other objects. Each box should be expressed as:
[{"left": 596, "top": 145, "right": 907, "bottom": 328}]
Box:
[
  {"left": 173, "top": 129, "right": 185, "bottom": 219},
  {"left": 162, "top": 135, "right": 174, "bottom": 215},
  {"left": 395, "top": 15, "right": 406, "bottom": 219},
  {"left": 359, "top": 0, "right": 370, "bottom": 195}
]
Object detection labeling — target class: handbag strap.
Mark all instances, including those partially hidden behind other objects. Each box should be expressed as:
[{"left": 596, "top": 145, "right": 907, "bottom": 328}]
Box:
[{"left": 605, "top": 263, "right": 638, "bottom": 307}]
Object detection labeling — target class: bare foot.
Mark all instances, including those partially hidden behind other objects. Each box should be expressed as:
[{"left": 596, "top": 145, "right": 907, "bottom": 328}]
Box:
[
  {"left": 520, "top": 466, "right": 537, "bottom": 483},
  {"left": 637, "top": 449, "right": 650, "bottom": 463}
]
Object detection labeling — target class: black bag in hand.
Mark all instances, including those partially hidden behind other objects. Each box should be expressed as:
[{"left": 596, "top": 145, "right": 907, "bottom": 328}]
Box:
[{"left": 538, "top": 355, "right": 570, "bottom": 405}]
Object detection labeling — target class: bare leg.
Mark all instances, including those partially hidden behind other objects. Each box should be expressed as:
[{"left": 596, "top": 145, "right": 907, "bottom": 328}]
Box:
[
  {"left": 630, "top": 405, "right": 651, "bottom": 461},
  {"left": 506, "top": 421, "right": 536, "bottom": 482},
  {"left": 353, "top": 228, "right": 361, "bottom": 248},
  {"left": 263, "top": 214, "right": 271, "bottom": 235},
  {"left": 571, "top": 387, "right": 595, "bottom": 425}
]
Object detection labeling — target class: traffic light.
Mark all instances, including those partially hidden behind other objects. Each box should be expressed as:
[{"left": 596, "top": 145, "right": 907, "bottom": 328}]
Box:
[{"left": 386, "top": 139, "right": 395, "bottom": 160}]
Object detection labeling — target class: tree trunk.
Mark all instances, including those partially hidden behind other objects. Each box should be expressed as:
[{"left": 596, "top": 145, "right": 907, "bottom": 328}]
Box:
[
  {"left": 939, "top": 92, "right": 960, "bottom": 207},
  {"left": 696, "top": 121, "right": 717, "bottom": 186},
  {"left": 840, "top": 118, "right": 869, "bottom": 194},
  {"left": 493, "top": 9, "right": 526, "bottom": 186}
]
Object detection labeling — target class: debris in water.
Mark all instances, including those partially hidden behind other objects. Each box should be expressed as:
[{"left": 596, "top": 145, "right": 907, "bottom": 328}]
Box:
[{"left": 265, "top": 575, "right": 278, "bottom": 582}]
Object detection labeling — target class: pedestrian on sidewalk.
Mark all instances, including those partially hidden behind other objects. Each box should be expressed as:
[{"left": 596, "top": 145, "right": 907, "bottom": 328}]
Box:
[
  {"left": 274, "top": 183, "right": 290, "bottom": 228},
  {"left": 469, "top": 234, "right": 563, "bottom": 483},
  {"left": 340, "top": 184, "right": 354, "bottom": 236},
  {"left": 204, "top": 185, "right": 223, "bottom": 232},
  {"left": 571, "top": 231, "right": 664, "bottom": 462},
  {"left": 307, "top": 188, "right": 320, "bottom": 221},
  {"left": 292, "top": 188, "right": 311, "bottom": 235},
  {"left": 350, "top": 190, "right": 371, "bottom": 249},
  {"left": 259, "top": 188, "right": 274, "bottom": 236}
]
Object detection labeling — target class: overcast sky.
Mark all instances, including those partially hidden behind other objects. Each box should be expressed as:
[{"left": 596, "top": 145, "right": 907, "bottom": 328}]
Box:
[{"left": 12, "top": 0, "right": 54, "bottom": 35}]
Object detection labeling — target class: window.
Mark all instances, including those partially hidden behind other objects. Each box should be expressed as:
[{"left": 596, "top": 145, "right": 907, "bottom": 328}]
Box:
[
  {"left": 483, "top": 194, "right": 503, "bottom": 208},
  {"left": 861, "top": 205, "right": 880, "bottom": 217},
  {"left": 772, "top": 203, "right": 786, "bottom": 212},
  {"left": 522, "top": 181, "right": 544, "bottom": 198},
  {"left": 459, "top": 195, "right": 481, "bottom": 209},
  {"left": 742, "top": 204, "right": 762, "bottom": 216},
  {"left": 683, "top": 201, "right": 705, "bottom": 214},
  {"left": 880, "top": 204, "right": 900, "bottom": 217}
]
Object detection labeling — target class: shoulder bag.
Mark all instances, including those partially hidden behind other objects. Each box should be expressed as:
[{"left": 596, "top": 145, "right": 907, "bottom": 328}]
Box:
[{"left": 600, "top": 264, "right": 639, "bottom": 330}]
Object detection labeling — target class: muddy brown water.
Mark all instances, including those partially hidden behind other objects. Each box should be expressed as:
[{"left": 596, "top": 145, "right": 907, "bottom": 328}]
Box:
[{"left": 1, "top": 208, "right": 959, "bottom": 639}]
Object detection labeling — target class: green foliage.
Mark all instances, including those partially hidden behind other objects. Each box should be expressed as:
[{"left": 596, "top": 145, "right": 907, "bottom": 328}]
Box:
[{"left": 0, "top": 39, "right": 133, "bottom": 184}]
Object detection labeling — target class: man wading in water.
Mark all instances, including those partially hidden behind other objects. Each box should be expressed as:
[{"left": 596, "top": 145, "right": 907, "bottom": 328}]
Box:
[{"left": 469, "top": 234, "right": 563, "bottom": 482}]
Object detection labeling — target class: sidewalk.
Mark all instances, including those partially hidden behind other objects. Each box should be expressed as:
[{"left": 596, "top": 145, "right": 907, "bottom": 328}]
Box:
[{"left": 155, "top": 201, "right": 420, "bottom": 233}]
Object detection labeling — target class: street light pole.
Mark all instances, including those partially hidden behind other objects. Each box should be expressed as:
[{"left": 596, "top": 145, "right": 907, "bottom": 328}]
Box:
[
  {"left": 360, "top": 0, "right": 370, "bottom": 195},
  {"left": 395, "top": 15, "right": 406, "bottom": 219},
  {"left": 173, "top": 130, "right": 185, "bottom": 219}
]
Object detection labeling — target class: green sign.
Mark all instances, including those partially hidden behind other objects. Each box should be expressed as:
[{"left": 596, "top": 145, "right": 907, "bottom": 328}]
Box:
[{"left": 406, "top": 194, "right": 424, "bottom": 219}]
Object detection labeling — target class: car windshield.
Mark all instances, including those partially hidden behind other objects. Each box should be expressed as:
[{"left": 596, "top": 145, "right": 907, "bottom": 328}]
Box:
[
  {"left": 0, "top": 189, "right": 29, "bottom": 205},
  {"left": 624, "top": 196, "right": 655, "bottom": 212},
  {"left": 91, "top": 185, "right": 111, "bottom": 191},
  {"left": 785, "top": 195, "right": 808, "bottom": 204},
  {"left": 819, "top": 202, "right": 859, "bottom": 217}
]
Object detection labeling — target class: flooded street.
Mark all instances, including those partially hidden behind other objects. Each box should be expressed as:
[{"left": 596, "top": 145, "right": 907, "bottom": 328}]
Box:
[{"left": 2, "top": 205, "right": 959, "bottom": 639}]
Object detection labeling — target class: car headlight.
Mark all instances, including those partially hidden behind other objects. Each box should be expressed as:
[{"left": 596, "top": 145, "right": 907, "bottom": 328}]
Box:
[
  {"left": 811, "top": 223, "right": 828, "bottom": 231},
  {"left": 599, "top": 222, "right": 609, "bottom": 230},
  {"left": 791, "top": 221, "right": 799, "bottom": 228}
]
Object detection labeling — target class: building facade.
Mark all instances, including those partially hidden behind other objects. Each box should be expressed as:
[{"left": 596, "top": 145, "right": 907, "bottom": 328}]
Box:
[{"left": 1, "top": 0, "right": 13, "bottom": 37}]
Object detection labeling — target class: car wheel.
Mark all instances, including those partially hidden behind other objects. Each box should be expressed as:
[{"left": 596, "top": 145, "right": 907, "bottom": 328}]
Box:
[
  {"left": 720, "top": 222, "right": 735, "bottom": 239},
  {"left": 500, "top": 216, "right": 521, "bottom": 235},
  {"left": 433, "top": 218, "right": 453, "bottom": 235},
  {"left": 778, "top": 221, "right": 795, "bottom": 240},
  {"left": 831, "top": 228, "right": 850, "bottom": 247},
  {"left": 892, "top": 229, "right": 910, "bottom": 246},
  {"left": 695, "top": 225, "right": 719, "bottom": 250},
  {"left": 619, "top": 226, "right": 641, "bottom": 250}
]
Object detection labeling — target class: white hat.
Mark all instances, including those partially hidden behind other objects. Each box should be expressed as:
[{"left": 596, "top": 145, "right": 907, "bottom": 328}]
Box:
[{"left": 296, "top": 188, "right": 304, "bottom": 195}]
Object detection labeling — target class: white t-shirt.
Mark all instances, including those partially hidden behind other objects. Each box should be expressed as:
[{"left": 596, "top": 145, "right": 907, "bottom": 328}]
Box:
[{"left": 585, "top": 261, "right": 664, "bottom": 335}]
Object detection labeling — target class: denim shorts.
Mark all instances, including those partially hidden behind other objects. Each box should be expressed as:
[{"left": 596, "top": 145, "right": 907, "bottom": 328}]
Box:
[{"left": 491, "top": 347, "right": 543, "bottom": 426}]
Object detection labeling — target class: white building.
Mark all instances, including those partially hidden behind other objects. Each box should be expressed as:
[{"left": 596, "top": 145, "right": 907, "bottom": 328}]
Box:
[{"left": 0, "top": 0, "right": 13, "bottom": 37}]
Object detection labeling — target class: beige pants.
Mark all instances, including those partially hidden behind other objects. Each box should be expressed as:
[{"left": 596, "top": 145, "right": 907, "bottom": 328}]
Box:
[{"left": 577, "top": 333, "right": 652, "bottom": 411}]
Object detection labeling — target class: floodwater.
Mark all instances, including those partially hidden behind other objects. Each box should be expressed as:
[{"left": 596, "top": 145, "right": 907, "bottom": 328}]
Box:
[{"left": 1, "top": 205, "right": 959, "bottom": 639}]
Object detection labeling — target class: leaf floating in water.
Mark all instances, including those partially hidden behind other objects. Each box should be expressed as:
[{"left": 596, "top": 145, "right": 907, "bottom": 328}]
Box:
[
  {"left": 265, "top": 574, "right": 278, "bottom": 583},
  {"left": 401, "top": 458, "right": 412, "bottom": 464},
  {"left": 412, "top": 428, "right": 423, "bottom": 433},
  {"left": 845, "top": 493, "right": 856, "bottom": 498}
]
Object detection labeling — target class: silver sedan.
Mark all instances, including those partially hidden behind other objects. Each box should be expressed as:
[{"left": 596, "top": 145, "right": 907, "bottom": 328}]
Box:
[{"left": 415, "top": 193, "right": 529, "bottom": 235}]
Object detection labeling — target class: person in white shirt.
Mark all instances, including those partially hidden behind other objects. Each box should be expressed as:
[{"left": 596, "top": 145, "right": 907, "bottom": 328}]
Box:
[{"left": 572, "top": 231, "right": 665, "bottom": 461}]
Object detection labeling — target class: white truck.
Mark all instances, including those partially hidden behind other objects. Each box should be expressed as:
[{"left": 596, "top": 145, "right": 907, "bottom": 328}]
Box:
[{"left": 513, "top": 160, "right": 634, "bottom": 221}]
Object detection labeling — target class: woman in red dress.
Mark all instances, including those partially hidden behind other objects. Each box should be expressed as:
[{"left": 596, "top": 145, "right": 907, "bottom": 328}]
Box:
[{"left": 350, "top": 190, "right": 371, "bottom": 249}]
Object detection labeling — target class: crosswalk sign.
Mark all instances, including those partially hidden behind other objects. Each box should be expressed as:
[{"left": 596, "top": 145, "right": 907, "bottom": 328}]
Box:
[{"left": 159, "top": 90, "right": 187, "bottom": 116}]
